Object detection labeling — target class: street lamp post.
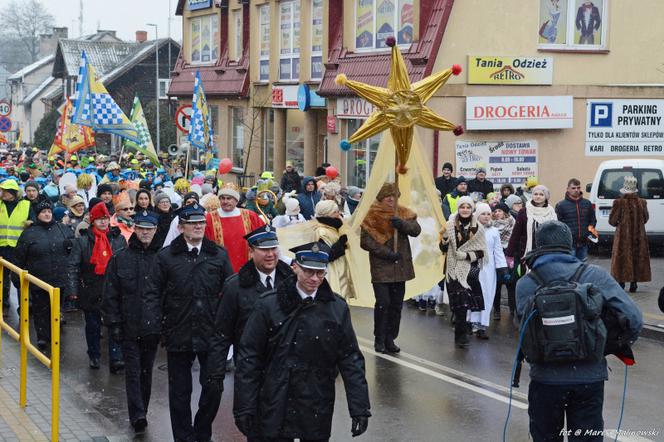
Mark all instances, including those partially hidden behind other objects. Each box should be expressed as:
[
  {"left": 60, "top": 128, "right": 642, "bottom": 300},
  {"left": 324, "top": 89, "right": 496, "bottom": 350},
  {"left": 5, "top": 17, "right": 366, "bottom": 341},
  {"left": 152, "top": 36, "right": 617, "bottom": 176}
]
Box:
[{"left": 147, "top": 23, "right": 160, "bottom": 152}]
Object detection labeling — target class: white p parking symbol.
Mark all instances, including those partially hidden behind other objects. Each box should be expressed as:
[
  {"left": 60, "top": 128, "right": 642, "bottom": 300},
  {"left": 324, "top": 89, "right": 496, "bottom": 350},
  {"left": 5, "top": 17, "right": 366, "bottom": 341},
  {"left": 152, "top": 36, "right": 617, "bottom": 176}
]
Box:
[
  {"left": 591, "top": 103, "right": 612, "bottom": 127},
  {"left": 594, "top": 106, "right": 608, "bottom": 125}
]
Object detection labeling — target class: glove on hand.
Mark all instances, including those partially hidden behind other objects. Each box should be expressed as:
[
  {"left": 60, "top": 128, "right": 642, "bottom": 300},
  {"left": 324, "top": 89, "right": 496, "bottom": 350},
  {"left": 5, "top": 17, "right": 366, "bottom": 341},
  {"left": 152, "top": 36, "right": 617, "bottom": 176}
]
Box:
[
  {"left": 351, "top": 416, "right": 369, "bottom": 437},
  {"left": 386, "top": 251, "right": 402, "bottom": 262},
  {"left": 390, "top": 217, "right": 404, "bottom": 230},
  {"left": 235, "top": 415, "right": 254, "bottom": 436}
]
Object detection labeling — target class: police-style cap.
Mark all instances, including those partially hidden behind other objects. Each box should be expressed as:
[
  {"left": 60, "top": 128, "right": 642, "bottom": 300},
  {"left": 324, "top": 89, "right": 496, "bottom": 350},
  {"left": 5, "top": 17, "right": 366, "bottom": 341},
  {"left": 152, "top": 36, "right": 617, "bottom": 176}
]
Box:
[
  {"left": 244, "top": 225, "right": 279, "bottom": 248},
  {"left": 289, "top": 241, "right": 330, "bottom": 270},
  {"left": 134, "top": 210, "right": 159, "bottom": 228},
  {"left": 178, "top": 203, "right": 206, "bottom": 223}
]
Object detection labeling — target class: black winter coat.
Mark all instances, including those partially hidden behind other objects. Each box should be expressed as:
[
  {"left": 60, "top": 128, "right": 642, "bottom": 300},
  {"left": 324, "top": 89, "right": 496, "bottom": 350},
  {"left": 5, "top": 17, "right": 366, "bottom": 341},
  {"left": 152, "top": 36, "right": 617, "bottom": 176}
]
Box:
[
  {"left": 207, "top": 259, "right": 294, "bottom": 380},
  {"left": 101, "top": 234, "right": 161, "bottom": 339},
  {"left": 234, "top": 276, "right": 371, "bottom": 440},
  {"left": 434, "top": 176, "right": 458, "bottom": 198},
  {"left": 153, "top": 210, "right": 175, "bottom": 249},
  {"left": 67, "top": 227, "right": 127, "bottom": 311},
  {"left": 12, "top": 220, "right": 74, "bottom": 293},
  {"left": 143, "top": 235, "right": 234, "bottom": 352},
  {"left": 280, "top": 170, "right": 302, "bottom": 193},
  {"left": 467, "top": 178, "right": 495, "bottom": 199},
  {"left": 555, "top": 193, "right": 597, "bottom": 247}
]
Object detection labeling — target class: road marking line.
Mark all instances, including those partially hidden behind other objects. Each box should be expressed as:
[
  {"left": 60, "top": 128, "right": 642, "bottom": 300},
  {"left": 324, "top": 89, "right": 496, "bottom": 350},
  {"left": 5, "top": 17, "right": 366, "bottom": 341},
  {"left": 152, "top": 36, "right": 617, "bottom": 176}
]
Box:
[
  {"left": 358, "top": 336, "right": 529, "bottom": 401},
  {"left": 358, "top": 344, "right": 528, "bottom": 410}
]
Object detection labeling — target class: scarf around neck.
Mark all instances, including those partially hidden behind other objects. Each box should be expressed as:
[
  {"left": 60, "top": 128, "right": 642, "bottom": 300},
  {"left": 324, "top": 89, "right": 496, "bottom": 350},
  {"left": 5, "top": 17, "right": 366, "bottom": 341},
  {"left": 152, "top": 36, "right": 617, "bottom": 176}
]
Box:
[
  {"left": 444, "top": 217, "right": 487, "bottom": 289},
  {"left": 525, "top": 200, "right": 557, "bottom": 255},
  {"left": 90, "top": 227, "right": 113, "bottom": 275},
  {"left": 362, "top": 200, "right": 417, "bottom": 244}
]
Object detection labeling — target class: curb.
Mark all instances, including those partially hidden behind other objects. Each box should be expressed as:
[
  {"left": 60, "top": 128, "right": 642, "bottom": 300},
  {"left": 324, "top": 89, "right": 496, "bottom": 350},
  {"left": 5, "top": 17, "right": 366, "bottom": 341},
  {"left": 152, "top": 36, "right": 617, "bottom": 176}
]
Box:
[{"left": 641, "top": 323, "right": 664, "bottom": 342}]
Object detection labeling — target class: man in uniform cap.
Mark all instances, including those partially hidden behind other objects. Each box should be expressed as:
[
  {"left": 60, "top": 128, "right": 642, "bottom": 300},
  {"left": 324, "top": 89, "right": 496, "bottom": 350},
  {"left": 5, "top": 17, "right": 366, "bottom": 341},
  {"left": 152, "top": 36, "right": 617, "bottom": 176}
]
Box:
[
  {"left": 102, "top": 211, "right": 161, "bottom": 433},
  {"left": 235, "top": 241, "right": 371, "bottom": 441},
  {"left": 144, "top": 203, "right": 234, "bottom": 442},
  {"left": 207, "top": 225, "right": 295, "bottom": 436}
]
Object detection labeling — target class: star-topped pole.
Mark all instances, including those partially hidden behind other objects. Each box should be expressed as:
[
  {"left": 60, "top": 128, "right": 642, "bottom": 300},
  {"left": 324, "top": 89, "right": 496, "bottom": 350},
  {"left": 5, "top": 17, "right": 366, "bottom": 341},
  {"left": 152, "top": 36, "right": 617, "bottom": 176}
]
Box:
[{"left": 336, "top": 36, "right": 463, "bottom": 174}]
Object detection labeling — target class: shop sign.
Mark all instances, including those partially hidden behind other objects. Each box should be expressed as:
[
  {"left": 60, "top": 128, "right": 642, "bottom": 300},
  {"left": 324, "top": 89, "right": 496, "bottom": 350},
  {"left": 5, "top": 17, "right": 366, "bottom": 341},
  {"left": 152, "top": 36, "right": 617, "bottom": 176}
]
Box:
[
  {"left": 455, "top": 140, "right": 538, "bottom": 186},
  {"left": 326, "top": 116, "right": 337, "bottom": 134},
  {"left": 272, "top": 85, "right": 299, "bottom": 108},
  {"left": 336, "top": 97, "right": 375, "bottom": 119},
  {"left": 297, "top": 84, "right": 327, "bottom": 111},
  {"left": 586, "top": 99, "right": 664, "bottom": 156},
  {"left": 466, "top": 96, "right": 573, "bottom": 130},
  {"left": 468, "top": 56, "right": 553, "bottom": 85},
  {"left": 188, "top": 0, "right": 212, "bottom": 11}
]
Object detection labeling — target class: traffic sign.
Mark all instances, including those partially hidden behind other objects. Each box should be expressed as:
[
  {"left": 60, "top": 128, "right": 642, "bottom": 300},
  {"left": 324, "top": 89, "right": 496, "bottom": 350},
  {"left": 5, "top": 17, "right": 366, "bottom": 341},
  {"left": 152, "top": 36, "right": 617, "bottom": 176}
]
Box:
[
  {"left": 0, "top": 100, "right": 11, "bottom": 117},
  {"left": 0, "top": 116, "right": 12, "bottom": 132},
  {"left": 175, "top": 104, "right": 193, "bottom": 134}
]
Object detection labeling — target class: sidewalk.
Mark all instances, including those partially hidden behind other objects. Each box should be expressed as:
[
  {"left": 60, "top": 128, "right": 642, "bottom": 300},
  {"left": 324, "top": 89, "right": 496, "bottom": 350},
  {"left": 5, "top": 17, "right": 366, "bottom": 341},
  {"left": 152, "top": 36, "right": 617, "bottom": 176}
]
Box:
[{"left": 0, "top": 335, "right": 119, "bottom": 442}]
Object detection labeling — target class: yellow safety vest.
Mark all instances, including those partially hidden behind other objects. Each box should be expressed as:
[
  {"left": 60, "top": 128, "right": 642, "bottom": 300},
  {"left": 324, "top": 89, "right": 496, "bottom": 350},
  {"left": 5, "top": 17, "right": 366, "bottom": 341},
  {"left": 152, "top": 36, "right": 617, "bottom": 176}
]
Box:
[
  {"left": 0, "top": 200, "right": 31, "bottom": 247},
  {"left": 445, "top": 193, "right": 459, "bottom": 214}
]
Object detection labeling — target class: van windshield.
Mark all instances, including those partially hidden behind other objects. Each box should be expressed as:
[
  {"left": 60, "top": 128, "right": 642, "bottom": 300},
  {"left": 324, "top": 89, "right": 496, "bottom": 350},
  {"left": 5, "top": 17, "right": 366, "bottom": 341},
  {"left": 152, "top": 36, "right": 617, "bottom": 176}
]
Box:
[{"left": 597, "top": 168, "right": 664, "bottom": 200}]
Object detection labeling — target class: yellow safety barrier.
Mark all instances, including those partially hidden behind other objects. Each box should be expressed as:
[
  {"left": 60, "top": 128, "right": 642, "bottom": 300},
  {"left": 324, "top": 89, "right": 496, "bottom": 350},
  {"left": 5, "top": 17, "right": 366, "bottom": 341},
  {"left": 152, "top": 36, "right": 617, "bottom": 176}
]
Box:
[{"left": 0, "top": 257, "right": 60, "bottom": 441}]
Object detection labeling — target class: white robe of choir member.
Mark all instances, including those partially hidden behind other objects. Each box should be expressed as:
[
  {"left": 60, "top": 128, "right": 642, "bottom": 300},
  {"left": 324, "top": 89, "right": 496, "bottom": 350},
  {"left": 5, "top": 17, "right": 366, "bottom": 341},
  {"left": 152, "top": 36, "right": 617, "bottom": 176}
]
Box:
[{"left": 469, "top": 225, "right": 506, "bottom": 328}]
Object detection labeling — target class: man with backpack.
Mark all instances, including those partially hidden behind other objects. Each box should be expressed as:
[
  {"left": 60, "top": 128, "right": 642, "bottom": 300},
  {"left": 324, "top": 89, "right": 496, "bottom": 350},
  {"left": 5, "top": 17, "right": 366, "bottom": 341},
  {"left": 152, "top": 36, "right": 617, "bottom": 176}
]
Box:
[{"left": 515, "top": 220, "right": 642, "bottom": 442}]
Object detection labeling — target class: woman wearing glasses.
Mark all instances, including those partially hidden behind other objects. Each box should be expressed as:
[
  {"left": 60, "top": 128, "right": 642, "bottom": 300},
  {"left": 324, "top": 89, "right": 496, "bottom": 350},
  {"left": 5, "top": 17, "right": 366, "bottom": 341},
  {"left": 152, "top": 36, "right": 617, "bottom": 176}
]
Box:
[{"left": 111, "top": 192, "right": 135, "bottom": 243}]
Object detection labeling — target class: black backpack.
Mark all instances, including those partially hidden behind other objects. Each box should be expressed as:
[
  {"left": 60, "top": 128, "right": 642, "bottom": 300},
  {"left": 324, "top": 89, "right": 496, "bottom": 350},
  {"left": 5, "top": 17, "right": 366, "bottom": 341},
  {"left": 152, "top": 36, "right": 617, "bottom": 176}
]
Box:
[{"left": 520, "top": 264, "right": 607, "bottom": 364}]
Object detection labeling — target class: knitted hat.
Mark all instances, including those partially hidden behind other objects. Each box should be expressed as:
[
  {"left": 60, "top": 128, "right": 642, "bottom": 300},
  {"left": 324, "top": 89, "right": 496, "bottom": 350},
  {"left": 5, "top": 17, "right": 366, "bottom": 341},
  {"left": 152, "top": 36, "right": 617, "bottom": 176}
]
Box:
[
  {"left": 97, "top": 183, "right": 113, "bottom": 197},
  {"left": 442, "top": 162, "right": 453, "bottom": 172},
  {"left": 90, "top": 201, "right": 110, "bottom": 222},
  {"left": 182, "top": 191, "right": 200, "bottom": 204},
  {"left": 315, "top": 200, "right": 339, "bottom": 218},
  {"left": 376, "top": 182, "right": 399, "bottom": 201},
  {"left": 535, "top": 220, "right": 573, "bottom": 252},
  {"left": 285, "top": 197, "right": 301, "bottom": 216},
  {"left": 474, "top": 202, "right": 491, "bottom": 215},
  {"left": 245, "top": 188, "right": 257, "bottom": 201},
  {"left": 620, "top": 176, "right": 638, "bottom": 194},
  {"left": 34, "top": 199, "right": 52, "bottom": 215},
  {"left": 456, "top": 176, "right": 468, "bottom": 186},
  {"left": 67, "top": 195, "right": 85, "bottom": 209},
  {"left": 505, "top": 194, "right": 523, "bottom": 210},
  {"left": 347, "top": 186, "right": 362, "bottom": 199},
  {"left": 153, "top": 192, "right": 171, "bottom": 206},
  {"left": 457, "top": 195, "right": 475, "bottom": 210},
  {"left": 493, "top": 202, "right": 510, "bottom": 215},
  {"left": 53, "top": 206, "right": 67, "bottom": 222},
  {"left": 532, "top": 184, "right": 551, "bottom": 201},
  {"left": 201, "top": 183, "right": 214, "bottom": 195},
  {"left": 323, "top": 181, "right": 341, "bottom": 196}
]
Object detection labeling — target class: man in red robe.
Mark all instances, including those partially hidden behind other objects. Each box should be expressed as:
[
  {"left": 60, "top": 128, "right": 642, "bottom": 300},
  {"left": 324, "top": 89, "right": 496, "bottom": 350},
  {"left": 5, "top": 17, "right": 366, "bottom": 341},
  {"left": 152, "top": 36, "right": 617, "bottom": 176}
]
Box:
[{"left": 205, "top": 185, "right": 264, "bottom": 272}]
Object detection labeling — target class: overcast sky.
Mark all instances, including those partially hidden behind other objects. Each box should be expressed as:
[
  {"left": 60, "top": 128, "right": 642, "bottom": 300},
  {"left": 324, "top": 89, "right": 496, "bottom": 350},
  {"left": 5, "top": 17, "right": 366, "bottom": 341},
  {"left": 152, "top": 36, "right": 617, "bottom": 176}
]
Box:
[{"left": 0, "top": 0, "right": 183, "bottom": 42}]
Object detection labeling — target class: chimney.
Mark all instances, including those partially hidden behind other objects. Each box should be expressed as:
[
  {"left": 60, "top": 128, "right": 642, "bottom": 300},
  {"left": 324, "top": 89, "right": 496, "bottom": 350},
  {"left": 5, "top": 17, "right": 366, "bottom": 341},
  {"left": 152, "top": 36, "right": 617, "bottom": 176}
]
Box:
[
  {"left": 136, "top": 30, "right": 148, "bottom": 43},
  {"left": 39, "top": 27, "right": 68, "bottom": 58}
]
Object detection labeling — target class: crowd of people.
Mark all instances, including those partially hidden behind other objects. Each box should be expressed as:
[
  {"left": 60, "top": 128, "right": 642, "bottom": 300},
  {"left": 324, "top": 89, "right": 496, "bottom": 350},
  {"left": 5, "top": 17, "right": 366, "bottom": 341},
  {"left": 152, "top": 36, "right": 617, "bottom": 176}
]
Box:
[{"left": 0, "top": 143, "right": 654, "bottom": 441}]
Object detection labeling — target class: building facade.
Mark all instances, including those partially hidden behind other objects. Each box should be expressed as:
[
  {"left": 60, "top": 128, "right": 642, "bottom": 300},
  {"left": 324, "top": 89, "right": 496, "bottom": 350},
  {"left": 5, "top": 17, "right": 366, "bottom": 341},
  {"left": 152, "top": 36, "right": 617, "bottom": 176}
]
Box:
[{"left": 173, "top": 0, "right": 664, "bottom": 195}]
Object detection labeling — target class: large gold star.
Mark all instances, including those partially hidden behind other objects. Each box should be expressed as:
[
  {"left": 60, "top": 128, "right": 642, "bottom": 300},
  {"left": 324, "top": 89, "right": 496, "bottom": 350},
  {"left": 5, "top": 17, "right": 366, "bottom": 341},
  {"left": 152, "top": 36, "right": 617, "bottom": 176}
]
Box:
[{"left": 336, "top": 37, "right": 463, "bottom": 173}]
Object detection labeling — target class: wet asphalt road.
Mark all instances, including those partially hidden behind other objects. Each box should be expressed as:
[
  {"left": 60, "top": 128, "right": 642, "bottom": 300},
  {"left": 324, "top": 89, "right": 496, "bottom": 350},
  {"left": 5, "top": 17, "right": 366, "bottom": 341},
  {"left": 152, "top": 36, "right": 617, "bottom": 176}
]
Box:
[{"left": 9, "top": 254, "right": 664, "bottom": 442}]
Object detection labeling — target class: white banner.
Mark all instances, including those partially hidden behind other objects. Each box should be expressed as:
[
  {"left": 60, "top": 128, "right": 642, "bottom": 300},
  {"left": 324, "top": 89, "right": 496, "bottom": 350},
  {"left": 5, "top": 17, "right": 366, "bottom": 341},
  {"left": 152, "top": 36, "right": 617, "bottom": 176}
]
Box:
[
  {"left": 455, "top": 140, "right": 538, "bottom": 187},
  {"left": 586, "top": 99, "right": 664, "bottom": 156},
  {"left": 466, "top": 96, "right": 573, "bottom": 130}
]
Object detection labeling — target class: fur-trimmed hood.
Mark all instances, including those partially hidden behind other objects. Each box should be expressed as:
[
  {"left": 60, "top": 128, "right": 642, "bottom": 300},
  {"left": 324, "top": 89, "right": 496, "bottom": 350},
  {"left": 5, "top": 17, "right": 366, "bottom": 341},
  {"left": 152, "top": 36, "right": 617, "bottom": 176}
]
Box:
[{"left": 275, "top": 274, "right": 336, "bottom": 314}]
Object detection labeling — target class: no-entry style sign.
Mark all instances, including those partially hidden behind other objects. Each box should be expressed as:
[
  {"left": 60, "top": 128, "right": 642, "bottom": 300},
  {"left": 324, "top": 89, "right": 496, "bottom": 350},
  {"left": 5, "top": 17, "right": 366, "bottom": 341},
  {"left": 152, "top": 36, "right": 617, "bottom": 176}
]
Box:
[
  {"left": 0, "top": 101, "right": 11, "bottom": 117},
  {"left": 0, "top": 116, "right": 12, "bottom": 132},
  {"left": 175, "top": 104, "right": 193, "bottom": 134}
]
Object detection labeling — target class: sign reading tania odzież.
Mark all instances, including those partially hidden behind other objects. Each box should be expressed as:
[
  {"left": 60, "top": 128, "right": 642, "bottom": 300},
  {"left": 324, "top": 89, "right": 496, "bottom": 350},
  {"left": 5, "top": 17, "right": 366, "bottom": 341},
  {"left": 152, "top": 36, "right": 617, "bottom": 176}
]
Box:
[
  {"left": 468, "top": 56, "right": 553, "bottom": 85},
  {"left": 188, "top": 0, "right": 212, "bottom": 11},
  {"left": 586, "top": 99, "right": 664, "bottom": 156}
]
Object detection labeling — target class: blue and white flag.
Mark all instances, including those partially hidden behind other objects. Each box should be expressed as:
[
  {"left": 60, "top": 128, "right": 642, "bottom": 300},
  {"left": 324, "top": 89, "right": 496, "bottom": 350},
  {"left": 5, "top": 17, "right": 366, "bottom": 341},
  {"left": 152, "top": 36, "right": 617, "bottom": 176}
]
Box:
[
  {"left": 71, "top": 51, "right": 139, "bottom": 142},
  {"left": 189, "top": 70, "right": 214, "bottom": 150}
]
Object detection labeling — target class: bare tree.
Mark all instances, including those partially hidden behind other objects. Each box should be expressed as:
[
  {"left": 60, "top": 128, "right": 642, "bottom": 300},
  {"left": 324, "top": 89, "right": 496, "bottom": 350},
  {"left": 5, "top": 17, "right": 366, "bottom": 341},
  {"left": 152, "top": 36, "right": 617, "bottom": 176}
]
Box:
[
  {"left": 240, "top": 86, "right": 270, "bottom": 178},
  {"left": 2, "top": 0, "right": 54, "bottom": 63}
]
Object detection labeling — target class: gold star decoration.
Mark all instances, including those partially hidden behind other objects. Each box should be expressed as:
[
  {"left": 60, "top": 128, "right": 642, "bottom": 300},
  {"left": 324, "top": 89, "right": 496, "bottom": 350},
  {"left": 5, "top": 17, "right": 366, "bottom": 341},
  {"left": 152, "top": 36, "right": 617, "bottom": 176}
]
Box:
[{"left": 336, "top": 37, "right": 463, "bottom": 174}]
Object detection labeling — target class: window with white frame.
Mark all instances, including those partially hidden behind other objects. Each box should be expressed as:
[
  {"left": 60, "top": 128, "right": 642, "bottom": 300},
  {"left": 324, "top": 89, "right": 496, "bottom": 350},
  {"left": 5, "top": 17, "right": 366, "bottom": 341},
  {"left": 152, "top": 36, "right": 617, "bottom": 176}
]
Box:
[
  {"left": 232, "top": 107, "right": 245, "bottom": 168},
  {"left": 355, "top": 0, "right": 413, "bottom": 50},
  {"left": 234, "top": 9, "right": 243, "bottom": 61},
  {"left": 310, "top": 0, "right": 323, "bottom": 80},
  {"left": 259, "top": 5, "right": 270, "bottom": 81},
  {"left": 279, "top": 0, "right": 300, "bottom": 81},
  {"left": 538, "top": 0, "right": 608, "bottom": 50},
  {"left": 158, "top": 79, "right": 170, "bottom": 99},
  {"left": 190, "top": 14, "right": 220, "bottom": 64}
]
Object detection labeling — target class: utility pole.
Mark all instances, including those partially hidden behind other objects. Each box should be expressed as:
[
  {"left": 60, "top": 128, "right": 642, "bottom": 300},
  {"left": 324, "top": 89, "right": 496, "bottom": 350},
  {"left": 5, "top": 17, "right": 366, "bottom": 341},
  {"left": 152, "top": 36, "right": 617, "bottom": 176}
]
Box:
[{"left": 147, "top": 24, "right": 160, "bottom": 151}]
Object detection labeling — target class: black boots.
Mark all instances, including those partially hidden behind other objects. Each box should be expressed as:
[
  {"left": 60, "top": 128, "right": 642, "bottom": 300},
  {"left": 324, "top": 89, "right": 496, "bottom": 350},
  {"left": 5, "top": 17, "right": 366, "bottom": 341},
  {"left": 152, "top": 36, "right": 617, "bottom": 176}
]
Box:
[
  {"left": 629, "top": 282, "right": 638, "bottom": 293},
  {"left": 385, "top": 339, "right": 400, "bottom": 353},
  {"left": 454, "top": 321, "right": 470, "bottom": 348},
  {"left": 374, "top": 338, "right": 387, "bottom": 353}
]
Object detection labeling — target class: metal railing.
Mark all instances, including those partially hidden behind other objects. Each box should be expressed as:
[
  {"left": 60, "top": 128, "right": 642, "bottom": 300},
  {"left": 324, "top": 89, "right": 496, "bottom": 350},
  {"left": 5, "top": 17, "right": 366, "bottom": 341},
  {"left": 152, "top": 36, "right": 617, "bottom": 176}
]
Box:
[{"left": 0, "top": 258, "right": 60, "bottom": 441}]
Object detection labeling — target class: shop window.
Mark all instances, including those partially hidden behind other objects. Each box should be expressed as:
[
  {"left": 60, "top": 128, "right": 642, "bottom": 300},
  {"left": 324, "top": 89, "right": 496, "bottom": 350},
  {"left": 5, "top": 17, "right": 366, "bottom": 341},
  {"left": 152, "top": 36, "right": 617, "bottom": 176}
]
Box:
[
  {"left": 310, "top": 0, "right": 324, "bottom": 80},
  {"left": 234, "top": 9, "right": 243, "bottom": 61},
  {"left": 279, "top": 0, "right": 301, "bottom": 81},
  {"left": 538, "top": 0, "right": 608, "bottom": 51},
  {"left": 355, "top": 0, "right": 413, "bottom": 51},
  {"left": 190, "top": 14, "right": 220, "bottom": 64},
  {"left": 345, "top": 119, "right": 380, "bottom": 188},
  {"left": 259, "top": 5, "right": 270, "bottom": 81},
  {"left": 263, "top": 109, "right": 274, "bottom": 171},
  {"left": 232, "top": 107, "right": 245, "bottom": 169}
]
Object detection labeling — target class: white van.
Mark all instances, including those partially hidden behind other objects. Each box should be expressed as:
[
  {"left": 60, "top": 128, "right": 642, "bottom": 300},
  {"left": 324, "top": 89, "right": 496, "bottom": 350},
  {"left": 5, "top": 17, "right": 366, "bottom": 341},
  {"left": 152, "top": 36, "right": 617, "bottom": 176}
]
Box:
[{"left": 585, "top": 159, "right": 664, "bottom": 243}]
